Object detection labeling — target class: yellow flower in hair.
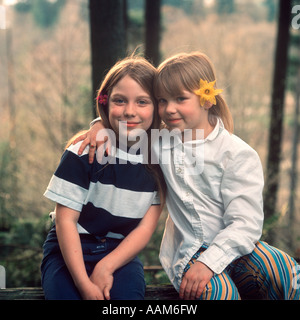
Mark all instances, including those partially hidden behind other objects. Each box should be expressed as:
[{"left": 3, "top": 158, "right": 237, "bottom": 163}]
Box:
[{"left": 194, "top": 79, "right": 223, "bottom": 107}]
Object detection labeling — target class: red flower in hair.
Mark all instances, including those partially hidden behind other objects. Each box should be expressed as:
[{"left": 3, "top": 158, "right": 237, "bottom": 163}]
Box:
[{"left": 98, "top": 94, "right": 108, "bottom": 105}]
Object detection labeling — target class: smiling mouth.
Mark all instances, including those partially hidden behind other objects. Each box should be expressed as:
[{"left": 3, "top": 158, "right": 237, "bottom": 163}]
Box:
[
  {"left": 166, "top": 118, "right": 182, "bottom": 123},
  {"left": 120, "top": 121, "right": 141, "bottom": 127}
]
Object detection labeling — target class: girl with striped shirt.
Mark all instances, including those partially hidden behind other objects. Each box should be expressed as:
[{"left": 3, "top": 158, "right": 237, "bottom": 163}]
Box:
[{"left": 41, "top": 56, "right": 166, "bottom": 300}]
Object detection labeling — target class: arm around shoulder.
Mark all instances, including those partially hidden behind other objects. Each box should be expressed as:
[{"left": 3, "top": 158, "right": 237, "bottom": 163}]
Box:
[{"left": 73, "top": 118, "right": 106, "bottom": 162}]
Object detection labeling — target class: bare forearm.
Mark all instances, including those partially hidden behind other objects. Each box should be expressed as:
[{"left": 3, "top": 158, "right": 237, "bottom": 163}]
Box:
[
  {"left": 96, "top": 205, "right": 162, "bottom": 274},
  {"left": 55, "top": 206, "right": 90, "bottom": 289},
  {"left": 101, "top": 224, "right": 154, "bottom": 273}
]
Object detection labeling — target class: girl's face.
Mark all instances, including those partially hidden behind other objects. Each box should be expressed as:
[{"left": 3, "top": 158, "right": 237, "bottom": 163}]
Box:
[
  {"left": 157, "top": 90, "right": 213, "bottom": 139},
  {"left": 108, "top": 75, "right": 154, "bottom": 146}
]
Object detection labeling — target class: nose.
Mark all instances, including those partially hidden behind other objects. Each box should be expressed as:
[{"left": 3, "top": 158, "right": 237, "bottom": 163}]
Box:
[
  {"left": 165, "top": 101, "right": 177, "bottom": 114},
  {"left": 124, "top": 102, "right": 136, "bottom": 117}
]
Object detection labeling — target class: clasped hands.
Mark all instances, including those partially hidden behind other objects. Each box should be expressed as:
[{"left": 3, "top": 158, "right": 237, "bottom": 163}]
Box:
[{"left": 77, "top": 261, "right": 113, "bottom": 300}]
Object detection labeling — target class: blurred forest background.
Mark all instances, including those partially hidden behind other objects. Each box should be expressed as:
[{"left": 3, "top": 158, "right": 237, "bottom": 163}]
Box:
[{"left": 0, "top": 0, "right": 299, "bottom": 287}]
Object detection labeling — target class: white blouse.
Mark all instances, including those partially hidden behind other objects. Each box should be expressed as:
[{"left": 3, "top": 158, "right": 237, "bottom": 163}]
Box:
[{"left": 155, "top": 118, "right": 264, "bottom": 291}]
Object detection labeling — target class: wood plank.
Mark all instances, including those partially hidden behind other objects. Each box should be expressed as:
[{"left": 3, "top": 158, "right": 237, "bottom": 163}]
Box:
[{"left": 0, "top": 285, "right": 179, "bottom": 300}]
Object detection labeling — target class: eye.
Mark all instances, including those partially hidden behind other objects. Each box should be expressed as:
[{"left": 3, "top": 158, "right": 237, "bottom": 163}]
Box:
[
  {"left": 137, "top": 99, "right": 151, "bottom": 106},
  {"left": 112, "top": 98, "right": 126, "bottom": 105},
  {"left": 177, "top": 96, "right": 187, "bottom": 103},
  {"left": 158, "top": 98, "right": 167, "bottom": 105}
]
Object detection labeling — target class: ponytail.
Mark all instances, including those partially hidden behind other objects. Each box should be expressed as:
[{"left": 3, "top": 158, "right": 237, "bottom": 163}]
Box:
[{"left": 210, "top": 95, "right": 234, "bottom": 134}]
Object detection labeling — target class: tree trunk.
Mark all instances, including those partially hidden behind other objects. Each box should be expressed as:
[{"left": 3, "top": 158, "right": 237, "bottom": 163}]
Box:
[
  {"left": 288, "top": 71, "right": 300, "bottom": 251},
  {"left": 89, "top": 0, "right": 127, "bottom": 117},
  {"left": 145, "top": 0, "right": 161, "bottom": 66},
  {"left": 263, "top": 0, "right": 291, "bottom": 241}
]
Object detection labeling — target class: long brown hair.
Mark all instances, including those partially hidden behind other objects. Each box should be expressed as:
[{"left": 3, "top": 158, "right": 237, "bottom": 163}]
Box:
[
  {"left": 154, "top": 52, "right": 234, "bottom": 133},
  {"left": 70, "top": 56, "right": 166, "bottom": 207},
  {"left": 98, "top": 56, "right": 166, "bottom": 206}
]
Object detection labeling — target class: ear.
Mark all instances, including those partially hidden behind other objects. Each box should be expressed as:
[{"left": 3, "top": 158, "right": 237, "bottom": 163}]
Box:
[{"left": 204, "top": 101, "right": 213, "bottom": 110}]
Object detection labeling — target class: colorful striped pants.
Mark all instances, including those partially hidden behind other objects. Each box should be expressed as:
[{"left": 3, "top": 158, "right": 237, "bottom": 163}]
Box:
[{"left": 183, "top": 241, "right": 300, "bottom": 300}]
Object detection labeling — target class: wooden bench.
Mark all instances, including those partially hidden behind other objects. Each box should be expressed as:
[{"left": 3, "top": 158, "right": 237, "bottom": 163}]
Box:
[
  {"left": 0, "top": 285, "right": 179, "bottom": 300},
  {"left": 0, "top": 264, "right": 179, "bottom": 300},
  {"left": 1, "top": 260, "right": 299, "bottom": 300}
]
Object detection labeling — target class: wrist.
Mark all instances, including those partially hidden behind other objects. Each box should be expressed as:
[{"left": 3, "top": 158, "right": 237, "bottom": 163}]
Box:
[
  {"left": 74, "top": 275, "right": 92, "bottom": 291},
  {"left": 95, "top": 258, "right": 115, "bottom": 274}
]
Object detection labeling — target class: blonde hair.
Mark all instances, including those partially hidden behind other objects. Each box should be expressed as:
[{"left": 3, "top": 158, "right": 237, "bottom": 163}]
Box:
[{"left": 154, "top": 52, "right": 234, "bottom": 133}]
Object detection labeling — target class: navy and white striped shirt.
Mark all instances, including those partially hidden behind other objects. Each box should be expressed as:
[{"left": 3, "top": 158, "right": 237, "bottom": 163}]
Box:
[{"left": 44, "top": 142, "right": 160, "bottom": 240}]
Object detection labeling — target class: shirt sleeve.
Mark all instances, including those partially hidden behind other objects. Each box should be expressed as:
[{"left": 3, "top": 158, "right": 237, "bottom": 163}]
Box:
[
  {"left": 152, "top": 191, "right": 161, "bottom": 206},
  {"left": 197, "top": 146, "right": 264, "bottom": 274},
  {"left": 44, "top": 143, "right": 92, "bottom": 212},
  {"left": 90, "top": 117, "right": 101, "bottom": 127}
]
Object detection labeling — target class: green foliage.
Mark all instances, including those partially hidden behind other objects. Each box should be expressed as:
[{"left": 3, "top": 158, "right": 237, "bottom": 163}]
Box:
[
  {"left": 138, "top": 211, "right": 171, "bottom": 284},
  {"left": 262, "top": 211, "right": 281, "bottom": 241},
  {"left": 128, "top": 0, "right": 144, "bottom": 10},
  {"left": 264, "top": 0, "right": 277, "bottom": 22},
  {"left": 32, "top": 0, "right": 65, "bottom": 28},
  {"left": 0, "top": 215, "right": 52, "bottom": 287},
  {"left": 0, "top": 214, "right": 169, "bottom": 287},
  {"left": 128, "top": 8, "right": 144, "bottom": 27},
  {"left": 288, "top": 34, "right": 300, "bottom": 77},
  {"left": 14, "top": 0, "right": 66, "bottom": 28},
  {"left": 0, "top": 142, "right": 15, "bottom": 231},
  {"left": 216, "top": 0, "right": 235, "bottom": 15},
  {"left": 162, "top": 0, "right": 195, "bottom": 15},
  {"left": 14, "top": 0, "right": 32, "bottom": 13}
]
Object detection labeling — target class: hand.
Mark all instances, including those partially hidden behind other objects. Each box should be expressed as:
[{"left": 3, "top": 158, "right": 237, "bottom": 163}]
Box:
[
  {"left": 73, "top": 121, "right": 106, "bottom": 164},
  {"left": 179, "top": 261, "right": 213, "bottom": 300},
  {"left": 77, "top": 279, "right": 107, "bottom": 300},
  {"left": 90, "top": 262, "right": 114, "bottom": 300}
]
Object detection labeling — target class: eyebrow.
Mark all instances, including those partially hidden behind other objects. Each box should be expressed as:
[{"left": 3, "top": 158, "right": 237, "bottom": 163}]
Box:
[{"left": 110, "top": 93, "right": 151, "bottom": 99}]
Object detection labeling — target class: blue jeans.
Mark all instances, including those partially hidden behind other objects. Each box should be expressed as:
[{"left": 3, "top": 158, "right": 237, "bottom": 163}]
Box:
[{"left": 41, "top": 229, "right": 145, "bottom": 300}]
